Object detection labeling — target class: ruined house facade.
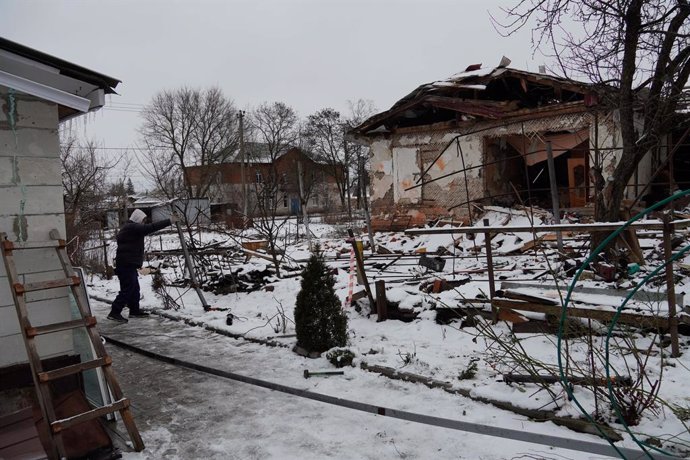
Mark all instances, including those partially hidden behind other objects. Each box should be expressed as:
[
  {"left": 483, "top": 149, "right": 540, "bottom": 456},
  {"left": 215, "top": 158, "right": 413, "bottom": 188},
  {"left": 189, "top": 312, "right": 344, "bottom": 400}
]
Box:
[
  {"left": 185, "top": 147, "right": 342, "bottom": 220},
  {"left": 0, "top": 37, "right": 119, "bottom": 369},
  {"left": 351, "top": 63, "right": 684, "bottom": 226}
]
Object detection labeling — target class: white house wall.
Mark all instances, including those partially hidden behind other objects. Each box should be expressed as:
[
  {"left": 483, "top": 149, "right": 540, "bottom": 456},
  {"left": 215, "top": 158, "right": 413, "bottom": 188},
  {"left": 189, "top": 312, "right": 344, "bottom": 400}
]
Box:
[
  {"left": 370, "top": 139, "right": 394, "bottom": 204},
  {"left": 369, "top": 129, "right": 493, "bottom": 219},
  {"left": 392, "top": 147, "right": 420, "bottom": 204},
  {"left": 0, "top": 85, "right": 72, "bottom": 367}
]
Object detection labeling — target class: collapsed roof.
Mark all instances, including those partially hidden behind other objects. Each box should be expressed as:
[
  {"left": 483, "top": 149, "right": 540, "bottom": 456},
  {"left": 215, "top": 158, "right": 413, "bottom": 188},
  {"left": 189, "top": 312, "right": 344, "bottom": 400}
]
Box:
[{"left": 352, "top": 58, "right": 597, "bottom": 137}]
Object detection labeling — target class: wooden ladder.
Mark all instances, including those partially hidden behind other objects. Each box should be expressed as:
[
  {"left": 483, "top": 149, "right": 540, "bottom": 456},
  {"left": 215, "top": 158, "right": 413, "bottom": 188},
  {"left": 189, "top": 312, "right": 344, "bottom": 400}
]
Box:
[{"left": 0, "top": 230, "right": 144, "bottom": 459}]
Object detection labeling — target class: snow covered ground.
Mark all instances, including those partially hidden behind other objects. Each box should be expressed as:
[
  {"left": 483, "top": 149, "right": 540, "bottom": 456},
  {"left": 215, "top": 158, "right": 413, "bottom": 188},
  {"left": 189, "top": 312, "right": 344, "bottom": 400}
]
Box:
[{"left": 87, "top": 209, "right": 690, "bottom": 458}]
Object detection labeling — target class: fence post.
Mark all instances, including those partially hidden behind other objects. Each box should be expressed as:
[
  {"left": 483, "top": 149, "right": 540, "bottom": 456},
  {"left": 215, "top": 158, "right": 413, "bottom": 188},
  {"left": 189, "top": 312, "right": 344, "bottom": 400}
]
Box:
[
  {"left": 662, "top": 213, "right": 680, "bottom": 357},
  {"left": 375, "top": 280, "right": 388, "bottom": 322},
  {"left": 483, "top": 218, "right": 497, "bottom": 323},
  {"left": 347, "top": 228, "right": 375, "bottom": 312},
  {"left": 101, "top": 228, "right": 111, "bottom": 280}
]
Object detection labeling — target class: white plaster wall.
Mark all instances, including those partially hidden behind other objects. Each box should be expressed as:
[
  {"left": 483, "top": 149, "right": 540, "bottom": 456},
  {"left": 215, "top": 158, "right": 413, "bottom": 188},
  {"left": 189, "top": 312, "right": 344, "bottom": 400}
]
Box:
[
  {"left": 0, "top": 86, "right": 72, "bottom": 367},
  {"left": 392, "top": 147, "right": 420, "bottom": 203},
  {"left": 369, "top": 138, "right": 394, "bottom": 203},
  {"left": 427, "top": 134, "right": 482, "bottom": 189}
]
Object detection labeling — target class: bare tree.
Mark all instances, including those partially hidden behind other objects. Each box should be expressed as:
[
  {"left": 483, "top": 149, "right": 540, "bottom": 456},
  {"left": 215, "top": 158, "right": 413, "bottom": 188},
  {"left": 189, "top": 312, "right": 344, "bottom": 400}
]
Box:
[
  {"left": 61, "top": 135, "right": 122, "bottom": 265},
  {"left": 344, "top": 99, "right": 377, "bottom": 209},
  {"left": 249, "top": 102, "right": 299, "bottom": 163},
  {"left": 246, "top": 102, "right": 300, "bottom": 275},
  {"left": 495, "top": 1, "right": 690, "bottom": 225},
  {"left": 139, "top": 86, "right": 238, "bottom": 201},
  {"left": 339, "top": 99, "right": 378, "bottom": 247},
  {"left": 303, "top": 108, "right": 350, "bottom": 214}
]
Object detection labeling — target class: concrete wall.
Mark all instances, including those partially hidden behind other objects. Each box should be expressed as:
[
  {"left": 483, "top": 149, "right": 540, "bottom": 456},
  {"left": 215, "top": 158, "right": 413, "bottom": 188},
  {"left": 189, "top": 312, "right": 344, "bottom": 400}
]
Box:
[
  {"left": 0, "top": 86, "right": 72, "bottom": 367},
  {"left": 368, "top": 130, "right": 484, "bottom": 221}
]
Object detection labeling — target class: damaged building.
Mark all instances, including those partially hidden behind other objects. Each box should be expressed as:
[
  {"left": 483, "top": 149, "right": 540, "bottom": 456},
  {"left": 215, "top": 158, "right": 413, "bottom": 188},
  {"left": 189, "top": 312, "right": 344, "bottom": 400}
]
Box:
[{"left": 350, "top": 58, "right": 690, "bottom": 227}]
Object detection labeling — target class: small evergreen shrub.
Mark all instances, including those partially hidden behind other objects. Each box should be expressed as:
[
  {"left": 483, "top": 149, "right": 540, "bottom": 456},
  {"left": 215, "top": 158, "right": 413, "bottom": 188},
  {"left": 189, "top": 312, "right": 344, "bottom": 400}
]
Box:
[
  {"left": 326, "top": 348, "right": 355, "bottom": 368},
  {"left": 458, "top": 360, "right": 478, "bottom": 380},
  {"left": 294, "top": 246, "right": 348, "bottom": 353}
]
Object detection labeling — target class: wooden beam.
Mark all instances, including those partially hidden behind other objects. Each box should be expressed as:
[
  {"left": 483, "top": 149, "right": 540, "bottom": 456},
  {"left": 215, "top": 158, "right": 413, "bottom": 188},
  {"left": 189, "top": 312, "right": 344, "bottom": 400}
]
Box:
[{"left": 492, "top": 299, "right": 678, "bottom": 328}]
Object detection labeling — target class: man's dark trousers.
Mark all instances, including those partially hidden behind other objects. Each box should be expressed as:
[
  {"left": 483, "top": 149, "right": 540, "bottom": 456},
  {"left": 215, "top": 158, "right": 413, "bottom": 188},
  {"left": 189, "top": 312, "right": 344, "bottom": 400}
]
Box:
[{"left": 111, "top": 264, "right": 141, "bottom": 315}]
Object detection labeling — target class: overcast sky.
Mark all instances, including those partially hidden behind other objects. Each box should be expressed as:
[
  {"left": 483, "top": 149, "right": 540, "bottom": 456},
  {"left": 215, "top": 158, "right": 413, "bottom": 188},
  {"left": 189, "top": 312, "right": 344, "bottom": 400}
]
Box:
[{"left": 0, "top": 0, "right": 539, "bottom": 189}]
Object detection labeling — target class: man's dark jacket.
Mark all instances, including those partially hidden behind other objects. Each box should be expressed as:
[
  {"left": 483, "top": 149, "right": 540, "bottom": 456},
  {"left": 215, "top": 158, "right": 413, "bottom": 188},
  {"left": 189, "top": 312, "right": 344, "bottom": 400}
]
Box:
[{"left": 115, "top": 219, "right": 171, "bottom": 268}]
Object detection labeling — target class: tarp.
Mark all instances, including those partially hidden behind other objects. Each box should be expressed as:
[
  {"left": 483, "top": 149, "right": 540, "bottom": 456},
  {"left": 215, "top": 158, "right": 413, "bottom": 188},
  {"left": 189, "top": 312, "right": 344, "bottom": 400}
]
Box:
[{"left": 507, "top": 129, "right": 589, "bottom": 166}]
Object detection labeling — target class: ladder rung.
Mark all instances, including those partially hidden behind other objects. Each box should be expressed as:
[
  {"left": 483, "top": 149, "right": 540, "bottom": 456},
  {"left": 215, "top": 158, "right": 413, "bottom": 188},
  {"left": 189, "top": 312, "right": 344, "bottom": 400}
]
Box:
[
  {"left": 51, "top": 398, "right": 129, "bottom": 433},
  {"left": 2, "top": 239, "right": 66, "bottom": 251},
  {"left": 39, "top": 356, "right": 111, "bottom": 382},
  {"left": 15, "top": 276, "right": 80, "bottom": 294},
  {"left": 27, "top": 316, "right": 97, "bottom": 338}
]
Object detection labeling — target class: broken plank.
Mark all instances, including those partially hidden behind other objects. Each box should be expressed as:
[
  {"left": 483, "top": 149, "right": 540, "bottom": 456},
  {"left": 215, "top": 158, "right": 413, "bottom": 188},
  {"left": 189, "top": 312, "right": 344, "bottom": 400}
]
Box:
[
  {"left": 492, "top": 299, "right": 677, "bottom": 328},
  {"left": 496, "top": 289, "right": 559, "bottom": 306}
]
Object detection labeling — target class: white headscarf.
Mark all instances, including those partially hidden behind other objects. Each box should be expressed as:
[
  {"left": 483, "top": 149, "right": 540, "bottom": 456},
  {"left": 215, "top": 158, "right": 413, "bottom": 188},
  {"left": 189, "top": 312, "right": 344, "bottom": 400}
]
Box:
[{"left": 130, "top": 209, "right": 147, "bottom": 224}]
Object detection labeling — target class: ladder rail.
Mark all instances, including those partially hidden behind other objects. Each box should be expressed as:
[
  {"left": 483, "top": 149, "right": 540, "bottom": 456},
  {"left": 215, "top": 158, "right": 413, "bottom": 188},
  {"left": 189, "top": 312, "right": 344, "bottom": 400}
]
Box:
[
  {"left": 1, "top": 233, "right": 65, "bottom": 459},
  {"left": 0, "top": 230, "right": 145, "bottom": 456}
]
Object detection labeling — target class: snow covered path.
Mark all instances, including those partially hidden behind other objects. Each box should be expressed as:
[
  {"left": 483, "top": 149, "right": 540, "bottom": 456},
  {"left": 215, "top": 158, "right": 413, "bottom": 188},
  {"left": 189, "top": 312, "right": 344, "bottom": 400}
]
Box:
[{"left": 93, "top": 299, "right": 627, "bottom": 459}]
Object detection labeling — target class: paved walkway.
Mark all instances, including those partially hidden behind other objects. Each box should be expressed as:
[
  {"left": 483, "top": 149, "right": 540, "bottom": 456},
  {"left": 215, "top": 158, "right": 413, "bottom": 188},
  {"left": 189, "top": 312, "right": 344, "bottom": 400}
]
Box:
[{"left": 93, "top": 300, "right": 602, "bottom": 460}]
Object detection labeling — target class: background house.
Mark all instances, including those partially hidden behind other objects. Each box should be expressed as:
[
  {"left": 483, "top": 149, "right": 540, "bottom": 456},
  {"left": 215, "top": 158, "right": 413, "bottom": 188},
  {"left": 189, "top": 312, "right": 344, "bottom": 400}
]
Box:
[
  {"left": 0, "top": 36, "right": 119, "bottom": 418},
  {"left": 350, "top": 59, "right": 688, "bottom": 226},
  {"left": 185, "top": 146, "right": 341, "bottom": 223}
]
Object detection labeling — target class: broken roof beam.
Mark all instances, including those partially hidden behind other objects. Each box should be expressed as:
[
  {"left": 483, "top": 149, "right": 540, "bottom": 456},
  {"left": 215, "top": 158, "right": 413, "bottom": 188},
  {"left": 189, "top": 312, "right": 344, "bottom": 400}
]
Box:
[
  {"left": 425, "top": 96, "right": 518, "bottom": 119},
  {"left": 405, "top": 218, "right": 690, "bottom": 235}
]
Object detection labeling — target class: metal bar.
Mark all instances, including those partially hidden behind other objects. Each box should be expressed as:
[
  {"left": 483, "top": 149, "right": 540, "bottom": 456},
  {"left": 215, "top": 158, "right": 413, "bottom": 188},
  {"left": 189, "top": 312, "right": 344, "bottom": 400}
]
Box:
[
  {"left": 175, "top": 221, "right": 211, "bottom": 311},
  {"left": 483, "top": 219, "right": 497, "bottom": 323},
  {"left": 405, "top": 218, "right": 690, "bottom": 235},
  {"left": 545, "top": 141, "right": 564, "bottom": 252},
  {"left": 662, "top": 214, "right": 680, "bottom": 357}
]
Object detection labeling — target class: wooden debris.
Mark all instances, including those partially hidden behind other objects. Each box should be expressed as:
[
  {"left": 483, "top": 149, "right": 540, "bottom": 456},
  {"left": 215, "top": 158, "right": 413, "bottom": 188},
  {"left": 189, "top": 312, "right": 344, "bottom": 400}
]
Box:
[
  {"left": 503, "top": 373, "right": 632, "bottom": 387},
  {"left": 492, "top": 299, "right": 687, "bottom": 329},
  {"left": 360, "top": 362, "right": 623, "bottom": 442},
  {"left": 242, "top": 240, "right": 269, "bottom": 251},
  {"left": 497, "top": 308, "right": 529, "bottom": 323},
  {"left": 496, "top": 289, "right": 559, "bottom": 306}
]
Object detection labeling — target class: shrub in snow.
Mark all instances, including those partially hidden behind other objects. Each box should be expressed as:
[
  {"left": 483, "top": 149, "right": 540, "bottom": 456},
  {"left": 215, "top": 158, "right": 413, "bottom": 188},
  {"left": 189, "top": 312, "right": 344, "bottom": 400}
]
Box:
[
  {"left": 294, "top": 246, "right": 348, "bottom": 353},
  {"left": 326, "top": 348, "right": 355, "bottom": 368}
]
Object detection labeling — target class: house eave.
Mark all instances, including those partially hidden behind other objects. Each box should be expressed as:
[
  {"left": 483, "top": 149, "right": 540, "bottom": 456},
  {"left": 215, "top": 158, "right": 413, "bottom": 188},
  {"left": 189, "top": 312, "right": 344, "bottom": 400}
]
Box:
[{"left": 0, "top": 68, "right": 92, "bottom": 113}]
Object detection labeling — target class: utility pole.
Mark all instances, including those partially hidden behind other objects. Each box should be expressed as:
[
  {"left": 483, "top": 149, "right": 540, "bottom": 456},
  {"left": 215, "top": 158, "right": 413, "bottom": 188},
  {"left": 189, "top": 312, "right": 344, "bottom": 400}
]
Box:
[
  {"left": 238, "top": 110, "right": 248, "bottom": 221},
  {"left": 297, "top": 160, "right": 312, "bottom": 250}
]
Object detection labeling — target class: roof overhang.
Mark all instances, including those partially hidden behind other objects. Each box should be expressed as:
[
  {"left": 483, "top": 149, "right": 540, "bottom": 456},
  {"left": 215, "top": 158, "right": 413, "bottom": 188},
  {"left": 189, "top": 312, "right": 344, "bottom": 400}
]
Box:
[
  {"left": 0, "top": 69, "right": 91, "bottom": 113},
  {"left": 0, "top": 37, "right": 119, "bottom": 120}
]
